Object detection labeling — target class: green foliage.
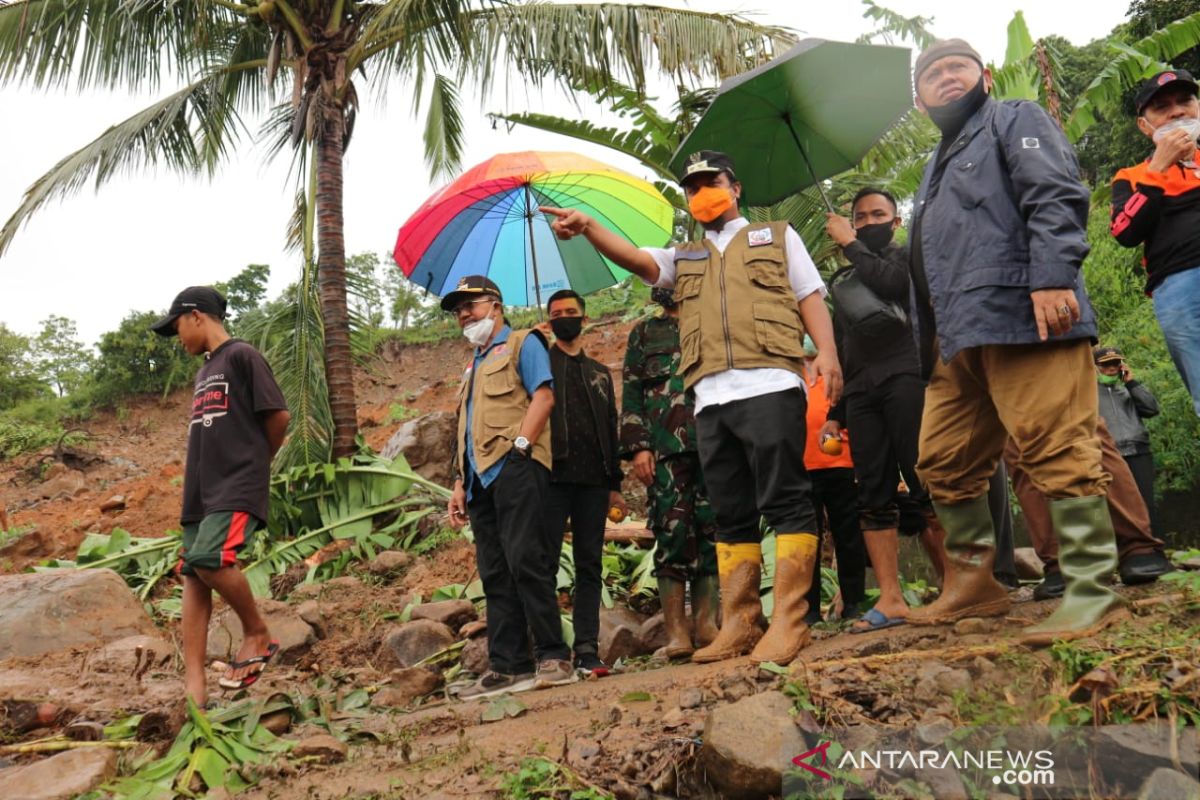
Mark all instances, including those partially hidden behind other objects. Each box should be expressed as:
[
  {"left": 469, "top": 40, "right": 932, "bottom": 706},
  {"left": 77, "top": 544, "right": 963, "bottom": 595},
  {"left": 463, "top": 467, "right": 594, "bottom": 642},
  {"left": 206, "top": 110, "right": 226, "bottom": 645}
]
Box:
[
  {"left": 0, "top": 323, "right": 49, "bottom": 410},
  {"left": 32, "top": 315, "right": 92, "bottom": 397},
  {"left": 501, "top": 756, "right": 612, "bottom": 799},
  {"left": 215, "top": 263, "right": 271, "bottom": 333},
  {"left": 1082, "top": 206, "right": 1200, "bottom": 493},
  {"left": 86, "top": 310, "right": 199, "bottom": 408},
  {"left": 39, "top": 528, "right": 181, "bottom": 604}
]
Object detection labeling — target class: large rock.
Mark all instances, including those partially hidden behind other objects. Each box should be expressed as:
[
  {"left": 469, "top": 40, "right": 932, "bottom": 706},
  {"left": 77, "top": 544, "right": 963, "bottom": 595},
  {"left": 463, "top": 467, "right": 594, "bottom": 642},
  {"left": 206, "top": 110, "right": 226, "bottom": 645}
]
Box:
[
  {"left": 207, "top": 599, "right": 315, "bottom": 663},
  {"left": 0, "top": 570, "right": 158, "bottom": 660},
  {"left": 374, "top": 667, "right": 442, "bottom": 706},
  {"left": 380, "top": 412, "right": 458, "bottom": 488},
  {"left": 1138, "top": 768, "right": 1200, "bottom": 800},
  {"left": 700, "top": 691, "right": 806, "bottom": 800},
  {"left": 0, "top": 746, "right": 117, "bottom": 800},
  {"left": 1014, "top": 547, "right": 1044, "bottom": 580},
  {"left": 411, "top": 599, "right": 477, "bottom": 631},
  {"left": 37, "top": 471, "right": 87, "bottom": 500},
  {"left": 461, "top": 636, "right": 490, "bottom": 675},
  {"left": 598, "top": 607, "right": 648, "bottom": 664},
  {"left": 367, "top": 550, "right": 412, "bottom": 577},
  {"left": 91, "top": 634, "right": 174, "bottom": 674},
  {"left": 1095, "top": 723, "right": 1200, "bottom": 786},
  {"left": 378, "top": 620, "right": 456, "bottom": 668}
]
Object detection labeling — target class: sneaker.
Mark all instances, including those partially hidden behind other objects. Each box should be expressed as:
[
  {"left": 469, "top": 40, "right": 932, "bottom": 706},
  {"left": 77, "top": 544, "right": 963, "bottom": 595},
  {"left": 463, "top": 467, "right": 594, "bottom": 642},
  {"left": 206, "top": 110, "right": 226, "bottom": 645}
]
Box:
[
  {"left": 574, "top": 652, "right": 611, "bottom": 677},
  {"left": 533, "top": 659, "right": 578, "bottom": 689},
  {"left": 456, "top": 670, "right": 535, "bottom": 701}
]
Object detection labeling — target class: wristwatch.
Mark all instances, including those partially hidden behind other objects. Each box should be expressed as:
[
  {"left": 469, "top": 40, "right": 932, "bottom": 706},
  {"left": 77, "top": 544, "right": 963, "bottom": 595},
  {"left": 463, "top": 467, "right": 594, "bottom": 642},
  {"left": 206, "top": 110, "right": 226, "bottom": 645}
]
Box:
[{"left": 513, "top": 436, "right": 531, "bottom": 457}]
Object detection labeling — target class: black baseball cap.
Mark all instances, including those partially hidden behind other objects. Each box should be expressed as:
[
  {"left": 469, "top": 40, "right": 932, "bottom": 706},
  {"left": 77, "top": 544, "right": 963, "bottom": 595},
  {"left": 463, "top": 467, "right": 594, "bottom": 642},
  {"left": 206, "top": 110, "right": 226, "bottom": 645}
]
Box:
[
  {"left": 1134, "top": 69, "right": 1199, "bottom": 115},
  {"left": 1093, "top": 345, "right": 1124, "bottom": 365},
  {"left": 679, "top": 150, "right": 737, "bottom": 186},
  {"left": 440, "top": 275, "right": 502, "bottom": 312},
  {"left": 150, "top": 286, "right": 228, "bottom": 336}
]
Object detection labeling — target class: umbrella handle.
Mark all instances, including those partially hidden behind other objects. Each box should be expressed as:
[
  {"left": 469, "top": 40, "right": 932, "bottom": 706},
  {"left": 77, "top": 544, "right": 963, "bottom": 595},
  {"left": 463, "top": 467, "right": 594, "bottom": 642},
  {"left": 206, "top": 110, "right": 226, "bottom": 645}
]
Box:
[{"left": 785, "top": 117, "right": 836, "bottom": 214}]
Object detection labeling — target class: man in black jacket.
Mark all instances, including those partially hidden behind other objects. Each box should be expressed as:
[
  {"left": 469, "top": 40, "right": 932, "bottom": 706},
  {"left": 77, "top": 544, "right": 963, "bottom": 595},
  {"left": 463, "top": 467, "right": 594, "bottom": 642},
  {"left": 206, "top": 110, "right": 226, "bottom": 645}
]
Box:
[
  {"left": 907, "top": 39, "right": 1124, "bottom": 646},
  {"left": 543, "top": 289, "right": 626, "bottom": 676},
  {"left": 824, "top": 188, "right": 948, "bottom": 632},
  {"left": 1094, "top": 346, "right": 1164, "bottom": 541}
]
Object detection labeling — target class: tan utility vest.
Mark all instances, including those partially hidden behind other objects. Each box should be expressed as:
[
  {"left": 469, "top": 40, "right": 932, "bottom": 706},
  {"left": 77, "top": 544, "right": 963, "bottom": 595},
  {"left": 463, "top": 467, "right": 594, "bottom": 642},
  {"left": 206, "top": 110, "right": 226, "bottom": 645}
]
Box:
[
  {"left": 455, "top": 328, "right": 552, "bottom": 481},
  {"left": 673, "top": 220, "right": 806, "bottom": 390}
]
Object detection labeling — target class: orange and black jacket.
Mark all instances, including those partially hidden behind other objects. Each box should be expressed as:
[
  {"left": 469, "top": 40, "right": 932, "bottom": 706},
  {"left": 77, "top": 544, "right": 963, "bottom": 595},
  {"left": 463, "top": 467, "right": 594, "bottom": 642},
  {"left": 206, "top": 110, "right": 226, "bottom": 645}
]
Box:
[{"left": 1110, "top": 152, "right": 1200, "bottom": 294}]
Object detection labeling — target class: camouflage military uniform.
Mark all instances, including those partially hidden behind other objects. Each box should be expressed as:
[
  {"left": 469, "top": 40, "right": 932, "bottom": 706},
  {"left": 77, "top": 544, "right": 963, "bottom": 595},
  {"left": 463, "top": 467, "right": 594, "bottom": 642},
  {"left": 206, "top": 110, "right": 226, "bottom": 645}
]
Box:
[{"left": 620, "top": 314, "right": 718, "bottom": 580}]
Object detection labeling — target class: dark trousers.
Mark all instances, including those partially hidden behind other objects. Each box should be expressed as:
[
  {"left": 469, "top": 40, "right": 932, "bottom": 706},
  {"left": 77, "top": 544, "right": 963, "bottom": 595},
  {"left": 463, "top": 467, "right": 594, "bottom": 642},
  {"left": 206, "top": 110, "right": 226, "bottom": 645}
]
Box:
[
  {"left": 1124, "top": 452, "right": 1162, "bottom": 540},
  {"left": 806, "top": 467, "right": 867, "bottom": 614},
  {"left": 697, "top": 388, "right": 818, "bottom": 542},
  {"left": 846, "top": 374, "right": 928, "bottom": 531},
  {"left": 468, "top": 457, "right": 568, "bottom": 673},
  {"left": 988, "top": 462, "right": 1017, "bottom": 583},
  {"left": 545, "top": 482, "right": 609, "bottom": 655}
]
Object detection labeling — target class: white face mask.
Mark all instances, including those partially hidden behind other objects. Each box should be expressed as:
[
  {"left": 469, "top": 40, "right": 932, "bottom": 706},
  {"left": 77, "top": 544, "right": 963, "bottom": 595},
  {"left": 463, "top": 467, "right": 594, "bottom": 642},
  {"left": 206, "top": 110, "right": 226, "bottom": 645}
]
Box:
[
  {"left": 1152, "top": 115, "right": 1200, "bottom": 143},
  {"left": 463, "top": 317, "right": 495, "bottom": 348}
]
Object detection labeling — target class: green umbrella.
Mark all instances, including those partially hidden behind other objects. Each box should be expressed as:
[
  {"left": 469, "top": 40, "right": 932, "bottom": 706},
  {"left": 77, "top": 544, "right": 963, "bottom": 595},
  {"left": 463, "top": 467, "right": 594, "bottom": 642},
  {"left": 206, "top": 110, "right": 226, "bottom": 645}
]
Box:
[{"left": 670, "top": 39, "right": 913, "bottom": 210}]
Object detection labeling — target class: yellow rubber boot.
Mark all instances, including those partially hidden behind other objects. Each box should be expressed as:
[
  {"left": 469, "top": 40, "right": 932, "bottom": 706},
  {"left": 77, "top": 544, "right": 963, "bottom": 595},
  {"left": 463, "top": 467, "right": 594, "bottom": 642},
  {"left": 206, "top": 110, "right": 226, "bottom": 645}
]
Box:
[
  {"left": 692, "top": 543, "right": 764, "bottom": 663},
  {"left": 750, "top": 533, "right": 818, "bottom": 665}
]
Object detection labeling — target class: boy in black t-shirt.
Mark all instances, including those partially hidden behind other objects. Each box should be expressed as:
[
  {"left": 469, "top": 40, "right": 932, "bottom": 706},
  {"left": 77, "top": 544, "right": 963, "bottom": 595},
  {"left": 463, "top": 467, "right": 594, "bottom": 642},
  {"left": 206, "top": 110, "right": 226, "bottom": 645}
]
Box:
[{"left": 152, "top": 287, "right": 290, "bottom": 707}]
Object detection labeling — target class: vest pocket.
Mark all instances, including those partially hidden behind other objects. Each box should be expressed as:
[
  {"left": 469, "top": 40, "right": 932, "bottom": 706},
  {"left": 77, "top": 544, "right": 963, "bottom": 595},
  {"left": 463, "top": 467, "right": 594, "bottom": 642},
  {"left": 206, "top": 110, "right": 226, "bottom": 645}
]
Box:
[
  {"left": 679, "top": 314, "right": 701, "bottom": 374},
  {"left": 745, "top": 251, "right": 790, "bottom": 291},
  {"left": 752, "top": 302, "right": 804, "bottom": 358}
]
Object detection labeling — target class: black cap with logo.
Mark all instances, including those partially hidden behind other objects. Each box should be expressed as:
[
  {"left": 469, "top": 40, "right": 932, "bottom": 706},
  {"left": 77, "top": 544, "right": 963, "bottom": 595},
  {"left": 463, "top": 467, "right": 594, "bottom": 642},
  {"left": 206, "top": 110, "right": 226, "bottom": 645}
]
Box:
[
  {"left": 440, "top": 275, "right": 503, "bottom": 312},
  {"left": 1134, "top": 69, "right": 1199, "bottom": 115},
  {"left": 679, "top": 150, "right": 737, "bottom": 186},
  {"left": 150, "top": 286, "right": 228, "bottom": 336}
]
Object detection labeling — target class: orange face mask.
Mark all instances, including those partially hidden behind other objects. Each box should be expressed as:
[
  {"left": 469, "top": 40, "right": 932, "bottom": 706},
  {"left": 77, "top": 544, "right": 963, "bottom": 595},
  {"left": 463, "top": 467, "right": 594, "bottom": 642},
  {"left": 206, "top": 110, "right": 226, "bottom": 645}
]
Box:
[{"left": 688, "top": 186, "right": 735, "bottom": 223}]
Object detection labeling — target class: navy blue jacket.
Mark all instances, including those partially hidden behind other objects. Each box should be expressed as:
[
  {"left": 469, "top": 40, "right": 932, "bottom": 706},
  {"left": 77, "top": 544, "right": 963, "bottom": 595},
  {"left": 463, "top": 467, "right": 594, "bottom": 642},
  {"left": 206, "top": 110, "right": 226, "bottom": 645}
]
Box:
[{"left": 910, "top": 97, "right": 1098, "bottom": 372}]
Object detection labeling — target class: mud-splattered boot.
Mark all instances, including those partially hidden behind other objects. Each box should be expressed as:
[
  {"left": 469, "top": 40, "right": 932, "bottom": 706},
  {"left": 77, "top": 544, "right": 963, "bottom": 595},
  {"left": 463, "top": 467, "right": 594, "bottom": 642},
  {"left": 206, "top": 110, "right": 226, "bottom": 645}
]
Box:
[
  {"left": 750, "top": 533, "right": 817, "bottom": 665},
  {"left": 692, "top": 543, "right": 764, "bottom": 663}
]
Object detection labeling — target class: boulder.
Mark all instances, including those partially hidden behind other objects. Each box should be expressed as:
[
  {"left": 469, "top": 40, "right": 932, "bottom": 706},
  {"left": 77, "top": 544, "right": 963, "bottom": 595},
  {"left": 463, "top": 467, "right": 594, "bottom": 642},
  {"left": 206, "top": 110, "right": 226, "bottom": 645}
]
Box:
[
  {"left": 379, "top": 412, "right": 458, "bottom": 488},
  {"left": 0, "top": 747, "right": 117, "bottom": 800},
  {"left": 367, "top": 550, "right": 412, "bottom": 577},
  {"left": 207, "top": 599, "right": 315, "bottom": 663},
  {"left": 37, "top": 471, "right": 87, "bottom": 500},
  {"left": 1138, "top": 768, "right": 1200, "bottom": 800},
  {"left": 411, "top": 599, "right": 477, "bottom": 631},
  {"left": 461, "top": 636, "right": 490, "bottom": 675},
  {"left": 292, "top": 734, "right": 348, "bottom": 764},
  {"left": 700, "top": 690, "right": 806, "bottom": 800},
  {"left": 1096, "top": 723, "right": 1200, "bottom": 786},
  {"left": 99, "top": 495, "right": 126, "bottom": 513},
  {"left": 598, "top": 607, "right": 648, "bottom": 664},
  {"left": 0, "top": 570, "right": 158, "bottom": 660},
  {"left": 639, "top": 612, "right": 668, "bottom": 652},
  {"left": 375, "top": 667, "right": 442, "bottom": 706},
  {"left": 1013, "top": 547, "right": 1045, "bottom": 580},
  {"left": 377, "top": 620, "right": 455, "bottom": 668}
]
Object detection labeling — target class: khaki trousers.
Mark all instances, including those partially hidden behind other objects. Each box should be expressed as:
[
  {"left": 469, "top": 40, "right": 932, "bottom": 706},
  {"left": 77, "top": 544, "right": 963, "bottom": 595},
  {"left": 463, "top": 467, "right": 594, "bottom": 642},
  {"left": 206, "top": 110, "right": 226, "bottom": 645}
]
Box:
[
  {"left": 1005, "top": 417, "right": 1163, "bottom": 573},
  {"left": 917, "top": 341, "right": 1110, "bottom": 505}
]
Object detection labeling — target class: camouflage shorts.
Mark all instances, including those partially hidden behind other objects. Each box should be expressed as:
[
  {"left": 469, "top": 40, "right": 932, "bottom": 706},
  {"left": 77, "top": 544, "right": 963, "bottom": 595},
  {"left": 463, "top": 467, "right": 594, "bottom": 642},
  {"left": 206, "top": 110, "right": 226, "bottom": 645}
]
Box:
[{"left": 648, "top": 453, "right": 718, "bottom": 580}]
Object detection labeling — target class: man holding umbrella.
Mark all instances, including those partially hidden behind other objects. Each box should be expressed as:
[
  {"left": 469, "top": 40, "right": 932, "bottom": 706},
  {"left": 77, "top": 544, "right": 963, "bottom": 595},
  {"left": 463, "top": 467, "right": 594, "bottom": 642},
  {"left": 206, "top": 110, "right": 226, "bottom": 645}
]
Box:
[
  {"left": 542, "top": 150, "right": 841, "bottom": 666},
  {"left": 906, "top": 39, "right": 1125, "bottom": 644}
]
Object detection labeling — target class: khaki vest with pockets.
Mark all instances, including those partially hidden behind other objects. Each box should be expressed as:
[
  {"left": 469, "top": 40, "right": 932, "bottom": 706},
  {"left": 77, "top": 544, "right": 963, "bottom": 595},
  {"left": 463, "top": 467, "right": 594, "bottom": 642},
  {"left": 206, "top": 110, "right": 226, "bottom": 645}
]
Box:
[
  {"left": 455, "top": 329, "right": 552, "bottom": 481},
  {"left": 673, "top": 221, "right": 805, "bottom": 390}
]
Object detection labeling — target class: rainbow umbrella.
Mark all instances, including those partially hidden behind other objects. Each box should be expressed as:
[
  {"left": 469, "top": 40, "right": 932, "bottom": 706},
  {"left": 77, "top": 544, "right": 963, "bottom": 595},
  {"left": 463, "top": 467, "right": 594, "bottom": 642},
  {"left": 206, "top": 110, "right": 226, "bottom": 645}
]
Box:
[{"left": 393, "top": 151, "right": 674, "bottom": 307}]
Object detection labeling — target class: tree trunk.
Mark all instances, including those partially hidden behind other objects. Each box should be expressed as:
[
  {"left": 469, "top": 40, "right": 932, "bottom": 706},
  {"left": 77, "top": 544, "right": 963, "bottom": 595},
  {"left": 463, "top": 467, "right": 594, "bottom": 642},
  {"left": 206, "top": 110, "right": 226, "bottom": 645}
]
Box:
[{"left": 315, "top": 101, "right": 358, "bottom": 459}]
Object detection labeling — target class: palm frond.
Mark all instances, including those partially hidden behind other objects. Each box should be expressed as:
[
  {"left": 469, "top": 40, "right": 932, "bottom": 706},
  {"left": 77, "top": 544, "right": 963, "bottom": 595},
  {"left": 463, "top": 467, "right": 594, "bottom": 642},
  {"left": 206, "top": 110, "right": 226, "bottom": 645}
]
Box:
[
  {"left": 0, "top": 67, "right": 250, "bottom": 257},
  {"left": 0, "top": 0, "right": 237, "bottom": 91},
  {"left": 488, "top": 111, "right": 675, "bottom": 181},
  {"left": 1064, "top": 10, "right": 1200, "bottom": 142},
  {"left": 422, "top": 73, "right": 465, "bottom": 182},
  {"left": 856, "top": 0, "right": 936, "bottom": 49}
]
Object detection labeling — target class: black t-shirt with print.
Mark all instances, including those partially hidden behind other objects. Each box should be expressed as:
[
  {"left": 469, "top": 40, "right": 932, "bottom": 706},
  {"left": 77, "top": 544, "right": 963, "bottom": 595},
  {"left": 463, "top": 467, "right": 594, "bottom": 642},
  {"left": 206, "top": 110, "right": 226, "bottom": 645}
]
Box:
[{"left": 182, "top": 339, "right": 287, "bottom": 524}]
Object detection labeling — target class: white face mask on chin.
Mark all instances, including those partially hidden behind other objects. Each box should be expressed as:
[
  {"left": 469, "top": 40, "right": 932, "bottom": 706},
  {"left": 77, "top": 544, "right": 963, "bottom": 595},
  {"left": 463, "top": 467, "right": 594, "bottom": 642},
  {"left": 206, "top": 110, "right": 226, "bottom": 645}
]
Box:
[
  {"left": 1152, "top": 115, "right": 1200, "bottom": 143},
  {"left": 463, "top": 317, "right": 495, "bottom": 348}
]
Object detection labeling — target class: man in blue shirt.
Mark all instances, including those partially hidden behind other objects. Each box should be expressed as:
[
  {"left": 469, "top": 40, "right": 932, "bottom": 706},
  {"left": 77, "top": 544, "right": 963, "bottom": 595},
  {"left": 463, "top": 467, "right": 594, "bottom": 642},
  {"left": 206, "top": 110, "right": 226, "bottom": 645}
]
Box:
[{"left": 444, "top": 276, "right": 574, "bottom": 699}]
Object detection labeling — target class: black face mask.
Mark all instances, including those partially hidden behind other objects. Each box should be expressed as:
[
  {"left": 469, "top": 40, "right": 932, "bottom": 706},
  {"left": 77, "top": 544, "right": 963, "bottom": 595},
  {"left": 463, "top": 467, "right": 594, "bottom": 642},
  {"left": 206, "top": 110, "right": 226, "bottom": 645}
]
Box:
[
  {"left": 856, "top": 221, "right": 895, "bottom": 254},
  {"left": 651, "top": 287, "right": 678, "bottom": 309},
  {"left": 926, "top": 75, "right": 989, "bottom": 137},
  {"left": 550, "top": 316, "right": 583, "bottom": 342}
]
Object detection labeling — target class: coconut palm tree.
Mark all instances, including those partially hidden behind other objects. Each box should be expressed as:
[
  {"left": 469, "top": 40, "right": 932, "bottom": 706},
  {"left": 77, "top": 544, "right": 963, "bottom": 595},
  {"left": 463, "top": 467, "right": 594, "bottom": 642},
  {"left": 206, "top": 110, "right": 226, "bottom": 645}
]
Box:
[{"left": 0, "top": 1, "right": 794, "bottom": 459}]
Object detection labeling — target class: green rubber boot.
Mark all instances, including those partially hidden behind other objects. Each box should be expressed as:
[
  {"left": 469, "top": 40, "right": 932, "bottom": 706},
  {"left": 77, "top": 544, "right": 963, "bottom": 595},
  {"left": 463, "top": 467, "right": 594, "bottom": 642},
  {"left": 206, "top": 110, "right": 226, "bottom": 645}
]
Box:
[
  {"left": 1020, "top": 495, "right": 1129, "bottom": 646},
  {"left": 691, "top": 574, "right": 721, "bottom": 648},
  {"left": 907, "top": 496, "right": 1011, "bottom": 625}
]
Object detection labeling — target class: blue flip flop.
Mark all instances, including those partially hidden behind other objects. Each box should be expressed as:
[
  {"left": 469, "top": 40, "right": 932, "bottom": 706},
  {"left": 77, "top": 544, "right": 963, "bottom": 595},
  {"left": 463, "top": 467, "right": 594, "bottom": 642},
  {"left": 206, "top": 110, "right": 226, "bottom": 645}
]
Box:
[{"left": 850, "top": 608, "right": 907, "bottom": 634}]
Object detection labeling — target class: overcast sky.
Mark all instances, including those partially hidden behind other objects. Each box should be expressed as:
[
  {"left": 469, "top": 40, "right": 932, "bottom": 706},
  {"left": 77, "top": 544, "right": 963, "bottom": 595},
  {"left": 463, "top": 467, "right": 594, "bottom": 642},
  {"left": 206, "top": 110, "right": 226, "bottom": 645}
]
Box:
[{"left": 0, "top": 0, "right": 1135, "bottom": 346}]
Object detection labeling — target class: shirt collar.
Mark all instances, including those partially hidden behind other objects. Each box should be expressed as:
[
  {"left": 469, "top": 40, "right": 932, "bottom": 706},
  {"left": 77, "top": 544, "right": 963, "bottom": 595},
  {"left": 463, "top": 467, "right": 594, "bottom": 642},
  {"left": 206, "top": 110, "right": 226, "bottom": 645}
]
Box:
[{"left": 704, "top": 216, "right": 749, "bottom": 241}]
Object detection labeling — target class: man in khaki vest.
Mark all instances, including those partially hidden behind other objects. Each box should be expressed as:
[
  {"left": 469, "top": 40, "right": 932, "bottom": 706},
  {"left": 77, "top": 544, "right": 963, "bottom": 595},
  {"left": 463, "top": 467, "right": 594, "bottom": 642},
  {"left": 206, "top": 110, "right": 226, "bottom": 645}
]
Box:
[
  {"left": 443, "top": 276, "right": 574, "bottom": 698},
  {"left": 542, "top": 151, "right": 842, "bottom": 666}
]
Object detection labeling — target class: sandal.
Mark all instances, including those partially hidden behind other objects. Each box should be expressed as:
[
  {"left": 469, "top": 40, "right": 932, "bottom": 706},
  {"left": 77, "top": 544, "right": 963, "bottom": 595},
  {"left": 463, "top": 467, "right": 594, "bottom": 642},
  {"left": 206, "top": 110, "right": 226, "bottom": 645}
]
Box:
[
  {"left": 849, "top": 608, "right": 907, "bottom": 634},
  {"left": 218, "top": 640, "right": 280, "bottom": 691}
]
